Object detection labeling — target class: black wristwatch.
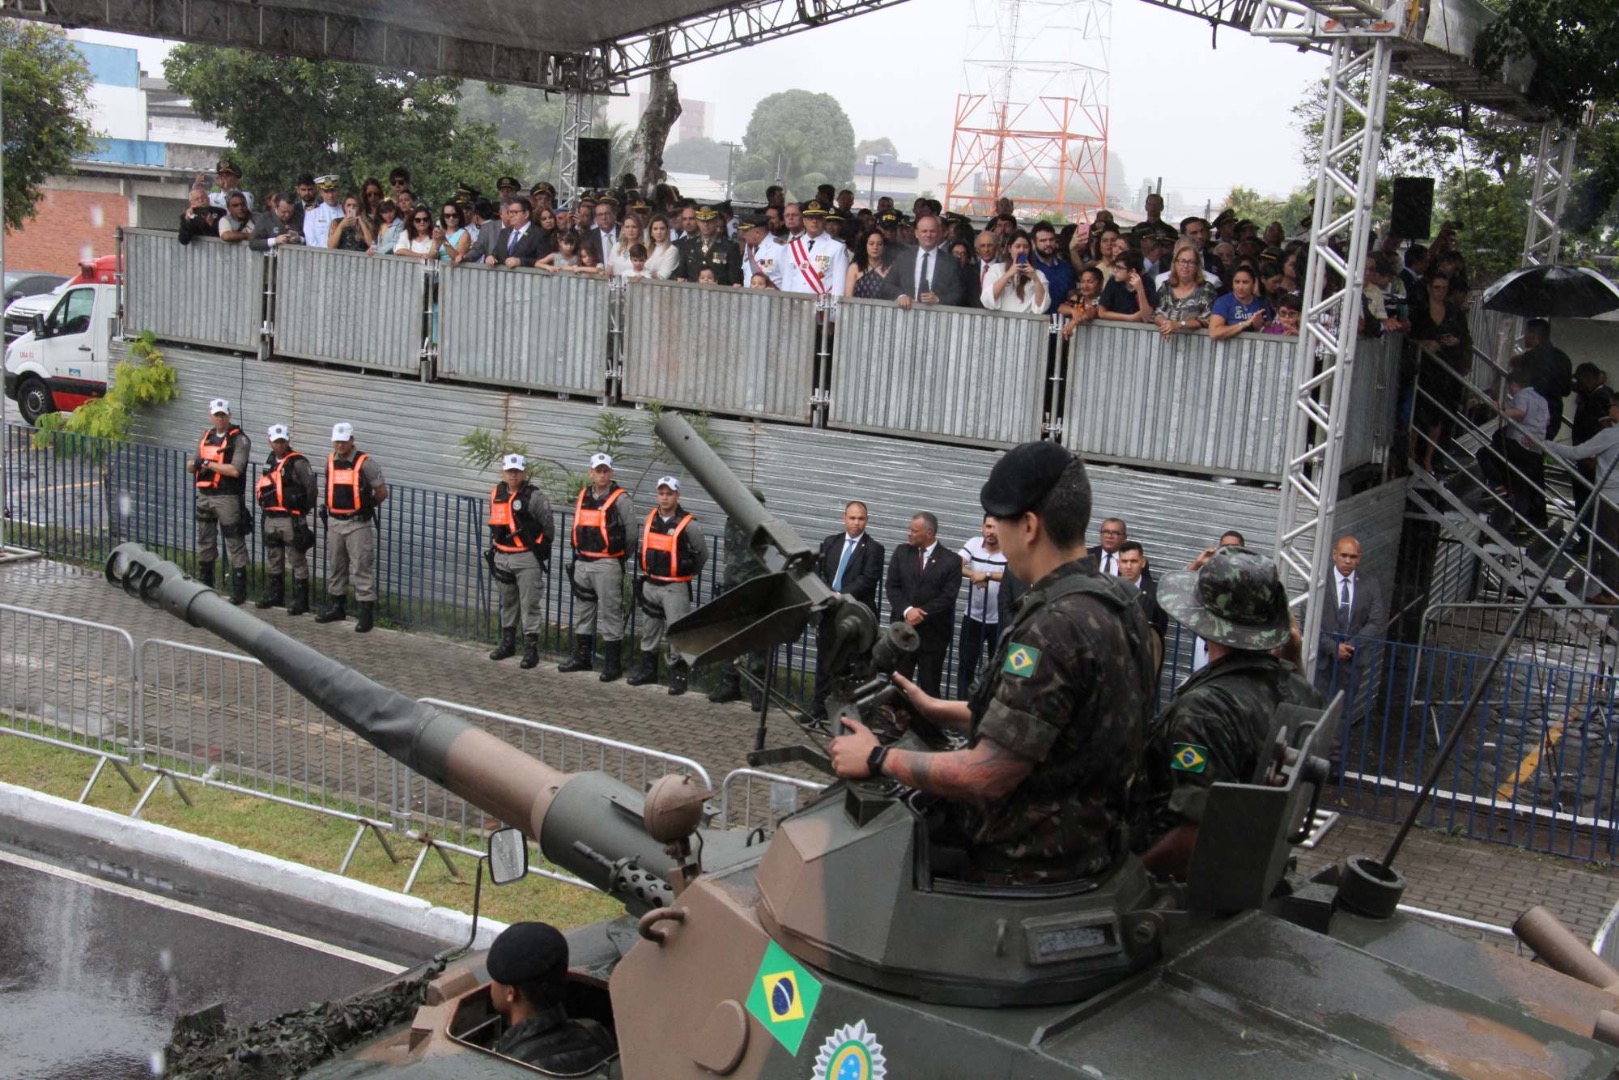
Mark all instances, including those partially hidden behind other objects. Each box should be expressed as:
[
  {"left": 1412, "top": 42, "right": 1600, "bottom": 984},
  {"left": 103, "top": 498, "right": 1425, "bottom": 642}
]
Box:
[{"left": 866, "top": 744, "right": 889, "bottom": 778}]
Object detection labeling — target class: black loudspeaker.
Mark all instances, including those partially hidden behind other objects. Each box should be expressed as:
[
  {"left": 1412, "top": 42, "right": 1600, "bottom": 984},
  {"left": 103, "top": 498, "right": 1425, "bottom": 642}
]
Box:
[
  {"left": 1390, "top": 177, "right": 1435, "bottom": 240},
  {"left": 576, "top": 138, "right": 611, "bottom": 189}
]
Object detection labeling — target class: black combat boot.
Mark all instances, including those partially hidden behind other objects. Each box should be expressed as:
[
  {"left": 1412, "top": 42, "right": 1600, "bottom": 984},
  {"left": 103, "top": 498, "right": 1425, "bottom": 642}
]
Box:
[
  {"left": 668, "top": 660, "right": 689, "bottom": 697},
  {"left": 489, "top": 628, "right": 518, "bottom": 661},
  {"left": 625, "top": 652, "right": 659, "bottom": 686},
  {"left": 255, "top": 574, "right": 284, "bottom": 610},
  {"left": 315, "top": 596, "right": 347, "bottom": 623},
  {"left": 287, "top": 579, "right": 310, "bottom": 616},
  {"left": 598, "top": 640, "right": 624, "bottom": 683},
  {"left": 519, "top": 635, "right": 541, "bottom": 669},
  {"left": 708, "top": 666, "right": 744, "bottom": 704},
  {"left": 197, "top": 561, "right": 216, "bottom": 588},
  {"left": 557, "top": 634, "right": 594, "bottom": 673},
  {"left": 229, "top": 568, "right": 248, "bottom": 606},
  {"left": 354, "top": 601, "right": 375, "bottom": 633}
]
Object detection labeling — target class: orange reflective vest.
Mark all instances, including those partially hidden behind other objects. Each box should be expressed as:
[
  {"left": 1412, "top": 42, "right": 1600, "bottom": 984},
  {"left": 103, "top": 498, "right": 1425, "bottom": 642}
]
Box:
[
  {"left": 489, "top": 483, "right": 545, "bottom": 553},
  {"left": 196, "top": 426, "right": 245, "bottom": 493},
  {"left": 256, "top": 451, "right": 309, "bottom": 515},
  {"left": 640, "top": 509, "right": 696, "bottom": 583},
  {"left": 572, "top": 486, "right": 627, "bottom": 558},
  {"left": 326, "top": 452, "right": 373, "bottom": 518}
]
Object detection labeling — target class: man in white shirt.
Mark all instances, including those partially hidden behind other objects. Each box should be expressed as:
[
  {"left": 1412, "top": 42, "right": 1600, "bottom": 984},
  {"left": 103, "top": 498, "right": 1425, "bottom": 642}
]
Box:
[
  {"left": 301, "top": 175, "right": 344, "bottom": 249},
  {"left": 956, "top": 515, "right": 1008, "bottom": 696},
  {"left": 208, "top": 158, "right": 254, "bottom": 213},
  {"left": 779, "top": 200, "right": 848, "bottom": 299},
  {"left": 737, "top": 216, "right": 785, "bottom": 289}
]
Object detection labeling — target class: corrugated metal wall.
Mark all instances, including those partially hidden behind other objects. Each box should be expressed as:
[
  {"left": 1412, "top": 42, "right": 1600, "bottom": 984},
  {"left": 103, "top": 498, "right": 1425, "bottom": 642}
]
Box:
[
  {"left": 1064, "top": 322, "right": 1293, "bottom": 479},
  {"left": 829, "top": 298, "right": 1046, "bottom": 447},
  {"left": 1340, "top": 334, "right": 1403, "bottom": 473},
  {"left": 273, "top": 246, "right": 425, "bottom": 375},
  {"left": 1331, "top": 478, "right": 1410, "bottom": 633},
  {"left": 438, "top": 264, "right": 609, "bottom": 396},
  {"left": 122, "top": 228, "right": 263, "bottom": 353},
  {"left": 619, "top": 279, "right": 818, "bottom": 423}
]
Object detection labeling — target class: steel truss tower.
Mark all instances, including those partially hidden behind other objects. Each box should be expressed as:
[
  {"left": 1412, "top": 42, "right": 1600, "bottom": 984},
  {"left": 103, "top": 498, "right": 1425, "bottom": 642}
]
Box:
[{"left": 944, "top": 0, "right": 1111, "bottom": 220}]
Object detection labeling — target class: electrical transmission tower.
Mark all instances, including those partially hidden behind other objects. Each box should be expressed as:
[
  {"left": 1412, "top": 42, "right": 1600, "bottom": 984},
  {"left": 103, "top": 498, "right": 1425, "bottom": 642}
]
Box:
[{"left": 944, "top": 0, "right": 1111, "bottom": 220}]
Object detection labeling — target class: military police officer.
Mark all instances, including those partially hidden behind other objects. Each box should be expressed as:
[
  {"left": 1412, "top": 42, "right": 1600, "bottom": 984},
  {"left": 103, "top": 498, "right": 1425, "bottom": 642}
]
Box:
[
  {"left": 315, "top": 423, "right": 389, "bottom": 633},
  {"left": 627, "top": 477, "right": 707, "bottom": 695},
  {"left": 558, "top": 454, "right": 634, "bottom": 682},
  {"left": 487, "top": 454, "right": 553, "bottom": 670},
  {"left": 1130, "top": 548, "right": 1323, "bottom": 880},
  {"left": 830, "top": 442, "right": 1156, "bottom": 885},
  {"left": 255, "top": 424, "right": 318, "bottom": 615},
  {"left": 189, "top": 398, "right": 252, "bottom": 604}
]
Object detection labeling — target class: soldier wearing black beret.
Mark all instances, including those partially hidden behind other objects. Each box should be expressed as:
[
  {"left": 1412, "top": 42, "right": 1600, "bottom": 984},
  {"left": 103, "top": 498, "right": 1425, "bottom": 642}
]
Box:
[
  {"left": 487, "top": 921, "right": 616, "bottom": 1072},
  {"left": 830, "top": 442, "right": 1158, "bottom": 886}
]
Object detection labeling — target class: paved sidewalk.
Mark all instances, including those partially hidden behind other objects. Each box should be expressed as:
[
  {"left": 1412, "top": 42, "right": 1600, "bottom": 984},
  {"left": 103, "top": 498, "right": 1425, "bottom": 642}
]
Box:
[{"left": 7, "top": 558, "right": 1619, "bottom": 945}]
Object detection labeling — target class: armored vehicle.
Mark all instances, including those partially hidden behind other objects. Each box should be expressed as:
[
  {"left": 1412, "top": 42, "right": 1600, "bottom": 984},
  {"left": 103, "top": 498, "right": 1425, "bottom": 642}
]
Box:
[{"left": 110, "top": 414, "right": 1619, "bottom": 1079}]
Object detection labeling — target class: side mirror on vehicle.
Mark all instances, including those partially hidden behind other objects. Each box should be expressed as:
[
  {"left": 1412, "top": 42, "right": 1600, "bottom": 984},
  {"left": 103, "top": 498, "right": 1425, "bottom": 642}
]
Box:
[
  {"left": 487, "top": 826, "right": 529, "bottom": 885},
  {"left": 31, "top": 314, "right": 45, "bottom": 338}
]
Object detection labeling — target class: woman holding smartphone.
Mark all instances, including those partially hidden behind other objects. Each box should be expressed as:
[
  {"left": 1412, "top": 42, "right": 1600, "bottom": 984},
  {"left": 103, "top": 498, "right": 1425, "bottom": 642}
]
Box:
[
  {"left": 328, "top": 194, "right": 375, "bottom": 252},
  {"left": 980, "top": 231, "right": 1049, "bottom": 313}
]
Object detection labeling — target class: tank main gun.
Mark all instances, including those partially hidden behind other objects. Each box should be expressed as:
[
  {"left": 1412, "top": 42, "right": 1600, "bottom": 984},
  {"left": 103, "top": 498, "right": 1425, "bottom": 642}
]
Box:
[{"left": 105, "top": 543, "right": 679, "bottom": 914}]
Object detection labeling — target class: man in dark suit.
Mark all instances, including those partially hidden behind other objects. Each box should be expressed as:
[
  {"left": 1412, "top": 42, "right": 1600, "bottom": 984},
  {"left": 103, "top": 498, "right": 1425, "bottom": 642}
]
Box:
[
  {"left": 1315, "top": 535, "right": 1387, "bottom": 762},
  {"left": 886, "top": 511, "right": 964, "bottom": 697},
  {"left": 586, "top": 196, "right": 621, "bottom": 268},
  {"left": 485, "top": 196, "right": 547, "bottom": 269},
  {"left": 810, "top": 501, "right": 886, "bottom": 718},
  {"left": 1117, "top": 541, "right": 1167, "bottom": 674},
  {"left": 893, "top": 214, "right": 969, "bottom": 309}
]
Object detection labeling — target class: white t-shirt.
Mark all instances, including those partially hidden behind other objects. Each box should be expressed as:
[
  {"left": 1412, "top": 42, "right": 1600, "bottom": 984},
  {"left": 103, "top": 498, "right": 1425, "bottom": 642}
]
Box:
[{"left": 958, "top": 536, "right": 1008, "bottom": 624}]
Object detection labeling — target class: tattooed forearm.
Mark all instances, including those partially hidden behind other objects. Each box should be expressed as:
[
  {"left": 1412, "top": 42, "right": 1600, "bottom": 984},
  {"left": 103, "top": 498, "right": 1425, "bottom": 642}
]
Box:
[{"left": 884, "top": 737, "right": 1031, "bottom": 801}]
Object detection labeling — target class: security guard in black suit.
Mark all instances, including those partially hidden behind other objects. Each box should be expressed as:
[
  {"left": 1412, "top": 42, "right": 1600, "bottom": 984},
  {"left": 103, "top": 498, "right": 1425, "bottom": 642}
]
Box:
[{"left": 673, "top": 205, "right": 743, "bottom": 286}]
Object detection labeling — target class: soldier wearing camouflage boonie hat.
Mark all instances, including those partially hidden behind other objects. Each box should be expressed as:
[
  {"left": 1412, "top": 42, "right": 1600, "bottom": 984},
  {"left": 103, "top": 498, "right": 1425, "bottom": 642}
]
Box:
[{"left": 1130, "top": 547, "right": 1323, "bottom": 878}]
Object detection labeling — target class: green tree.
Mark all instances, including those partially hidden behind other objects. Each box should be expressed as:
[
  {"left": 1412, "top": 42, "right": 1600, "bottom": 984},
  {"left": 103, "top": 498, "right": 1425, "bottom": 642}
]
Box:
[
  {"left": 1222, "top": 186, "right": 1314, "bottom": 232},
  {"left": 854, "top": 137, "right": 897, "bottom": 161},
  {"left": 1, "top": 20, "right": 94, "bottom": 232},
  {"left": 163, "top": 47, "right": 517, "bottom": 199},
  {"left": 457, "top": 83, "right": 566, "bottom": 185},
  {"left": 735, "top": 90, "right": 856, "bottom": 199}
]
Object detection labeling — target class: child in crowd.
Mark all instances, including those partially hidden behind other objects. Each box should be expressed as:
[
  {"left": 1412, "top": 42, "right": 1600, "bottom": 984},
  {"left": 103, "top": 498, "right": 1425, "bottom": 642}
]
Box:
[
  {"left": 623, "top": 243, "right": 650, "bottom": 280},
  {"left": 697, "top": 267, "right": 718, "bottom": 285},
  {"left": 749, "top": 272, "right": 772, "bottom": 289},
  {"left": 573, "top": 243, "right": 604, "bottom": 277},
  {"left": 1265, "top": 294, "right": 1302, "bottom": 335},
  {"left": 1058, "top": 266, "right": 1105, "bottom": 338},
  {"left": 536, "top": 230, "right": 580, "bottom": 271}
]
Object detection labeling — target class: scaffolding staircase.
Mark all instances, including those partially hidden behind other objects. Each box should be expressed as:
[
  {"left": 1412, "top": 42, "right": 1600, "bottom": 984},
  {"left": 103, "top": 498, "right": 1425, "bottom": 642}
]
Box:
[{"left": 1403, "top": 344, "right": 1619, "bottom": 654}]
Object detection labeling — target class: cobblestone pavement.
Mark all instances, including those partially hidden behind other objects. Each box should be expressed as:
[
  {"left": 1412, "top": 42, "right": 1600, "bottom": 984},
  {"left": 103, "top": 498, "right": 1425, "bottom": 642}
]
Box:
[{"left": 6, "top": 557, "right": 1619, "bottom": 945}]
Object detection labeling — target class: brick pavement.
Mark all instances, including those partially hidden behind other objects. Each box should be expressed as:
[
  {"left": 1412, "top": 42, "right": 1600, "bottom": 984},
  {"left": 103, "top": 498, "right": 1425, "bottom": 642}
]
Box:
[{"left": 7, "top": 557, "right": 1619, "bottom": 945}]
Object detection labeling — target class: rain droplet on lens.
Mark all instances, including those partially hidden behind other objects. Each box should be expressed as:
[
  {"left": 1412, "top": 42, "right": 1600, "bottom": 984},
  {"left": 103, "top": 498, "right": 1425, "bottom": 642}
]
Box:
[
  {"left": 150, "top": 1048, "right": 166, "bottom": 1075},
  {"left": 119, "top": 491, "right": 133, "bottom": 517},
  {"left": 158, "top": 948, "right": 173, "bottom": 972}
]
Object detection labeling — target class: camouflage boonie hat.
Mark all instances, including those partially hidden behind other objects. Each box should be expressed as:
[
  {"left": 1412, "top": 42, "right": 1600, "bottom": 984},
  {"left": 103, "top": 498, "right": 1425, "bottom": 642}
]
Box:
[{"left": 1157, "top": 548, "right": 1291, "bottom": 651}]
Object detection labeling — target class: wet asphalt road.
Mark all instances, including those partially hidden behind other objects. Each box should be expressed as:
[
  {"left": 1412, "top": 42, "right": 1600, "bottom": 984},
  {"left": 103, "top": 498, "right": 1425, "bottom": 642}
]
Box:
[{"left": 0, "top": 835, "right": 450, "bottom": 1080}]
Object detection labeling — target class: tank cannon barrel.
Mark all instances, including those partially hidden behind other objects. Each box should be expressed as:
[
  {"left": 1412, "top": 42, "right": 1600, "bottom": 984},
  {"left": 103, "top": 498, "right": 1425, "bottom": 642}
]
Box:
[{"left": 105, "top": 544, "right": 675, "bottom": 911}]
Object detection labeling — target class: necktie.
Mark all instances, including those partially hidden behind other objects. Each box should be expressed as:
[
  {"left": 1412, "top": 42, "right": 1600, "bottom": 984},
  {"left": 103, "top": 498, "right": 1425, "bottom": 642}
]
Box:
[
  {"left": 507, "top": 229, "right": 518, "bottom": 254},
  {"left": 981, "top": 262, "right": 990, "bottom": 287},
  {"left": 920, "top": 251, "right": 931, "bottom": 292},
  {"left": 1105, "top": 552, "right": 1115, "bottom": 575},
  {"left": 919, "top": 548, "right": 927, "bottom": 575},
  {"left": 832, "top": 538, "right": 855, "bottom": 591},
  {"left": 1339, "top": 576, "right": 1351, "bottom": 624},
  {"left": 809, "top": 238, "right": 817, "bottom": 253}
]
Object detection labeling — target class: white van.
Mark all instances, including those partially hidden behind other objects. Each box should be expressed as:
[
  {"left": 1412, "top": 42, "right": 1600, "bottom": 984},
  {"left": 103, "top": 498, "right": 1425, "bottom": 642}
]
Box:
[{"left": 3, "top": 282, "right": 118, "bottom": 424}]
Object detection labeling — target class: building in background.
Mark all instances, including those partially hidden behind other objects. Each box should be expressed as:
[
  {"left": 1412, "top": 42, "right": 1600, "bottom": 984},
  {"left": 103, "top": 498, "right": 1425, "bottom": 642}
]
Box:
[{"left": 7, "top": 35, "right": 227, "bottom": 275}]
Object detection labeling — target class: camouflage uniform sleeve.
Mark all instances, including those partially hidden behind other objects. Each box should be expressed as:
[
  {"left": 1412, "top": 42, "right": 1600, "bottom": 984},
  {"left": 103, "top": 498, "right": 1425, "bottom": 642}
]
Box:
[
  {"left": 975, "top": 607, "right": 1095, "bottom": 763},
  {"left": 1154, "top": 687, "right": 1244, "bottom": 824}
]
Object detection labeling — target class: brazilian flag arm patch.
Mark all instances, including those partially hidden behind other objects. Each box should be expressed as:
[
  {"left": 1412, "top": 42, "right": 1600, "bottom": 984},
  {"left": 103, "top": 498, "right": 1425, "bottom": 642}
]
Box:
[
  {"left": 1002, "top": 643, "right": 1042, "bottom": 678},
  {"left": 1171, "top": 743, "right": 1208, "bottom": 773}
]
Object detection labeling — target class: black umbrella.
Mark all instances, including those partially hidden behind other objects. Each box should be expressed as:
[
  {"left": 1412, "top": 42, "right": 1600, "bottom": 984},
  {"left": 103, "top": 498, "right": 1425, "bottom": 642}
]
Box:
[{"left": 1480, "top": 263, "right": 1619, "bottom": 319}]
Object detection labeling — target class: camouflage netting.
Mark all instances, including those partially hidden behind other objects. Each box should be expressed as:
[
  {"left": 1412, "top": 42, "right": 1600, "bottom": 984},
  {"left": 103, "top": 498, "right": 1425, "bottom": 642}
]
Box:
[{"left": 161, "top": 960, "right": 446, "bottom": 1079}]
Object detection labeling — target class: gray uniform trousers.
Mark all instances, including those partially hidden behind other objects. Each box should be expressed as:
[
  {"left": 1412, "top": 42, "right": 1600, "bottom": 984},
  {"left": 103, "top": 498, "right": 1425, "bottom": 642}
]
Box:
[
  {"left": 263, "top": 514, "right": 310, "bottom": 581},
  {"left": 327, "top": 515, "right": 377, "bottom": 602},
  {"left": 571, "top": 558, "right": 625, "bottom": 642},
  {"left": 495, "top": 549, "right": 546, "bottom": 635},
  {"left": 196, "top": 492, "right": 250, "bottom": 568},
  {"left": 639, "top": 579, "right": 694, "bottom": 665}
]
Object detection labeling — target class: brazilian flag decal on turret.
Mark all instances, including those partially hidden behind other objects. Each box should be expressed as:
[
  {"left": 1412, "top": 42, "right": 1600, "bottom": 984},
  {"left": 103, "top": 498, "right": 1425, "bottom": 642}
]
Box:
[{"left": 746, "top": 940, "right": 823, "bottom": 1054}]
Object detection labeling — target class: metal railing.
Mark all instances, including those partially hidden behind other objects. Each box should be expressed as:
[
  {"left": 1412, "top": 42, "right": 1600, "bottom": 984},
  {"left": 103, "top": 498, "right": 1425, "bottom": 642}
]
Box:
[
  {"left": 0, "top": 604, "right": 141, "bottom": 801},
  {"left": 273, "top": 243, "right": 430, "bottom": 375},
  {"left": 717, "top": 768, "right": 827, "bottom": 833},
  {"left": 122, "top": 229, "right": 266, "bottom": 353},
  {"left": 438, "top": 262, "right": 611, "bottom": 396}
]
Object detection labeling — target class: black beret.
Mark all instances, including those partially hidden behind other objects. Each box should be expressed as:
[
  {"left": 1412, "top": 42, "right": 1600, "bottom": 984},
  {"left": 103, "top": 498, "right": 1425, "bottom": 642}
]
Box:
[
  {"left": 981, "top": 441, "right": 1074, "bottom": 517},
  {"left": 487, "top": 922, "right": 569, "bottom": 985}
]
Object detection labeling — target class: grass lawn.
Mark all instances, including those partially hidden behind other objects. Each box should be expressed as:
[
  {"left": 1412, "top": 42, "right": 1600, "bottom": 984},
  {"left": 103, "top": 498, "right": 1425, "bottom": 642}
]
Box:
[{"left": 0, "top": 733, "right": 623, "bottom": 931}]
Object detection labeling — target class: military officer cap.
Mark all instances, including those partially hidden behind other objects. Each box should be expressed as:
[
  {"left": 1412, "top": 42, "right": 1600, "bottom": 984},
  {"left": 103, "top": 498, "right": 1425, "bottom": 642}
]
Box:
[
  {"left": 1212, "top": 208, "right": 1237, "bottom": 226},
  {"left": 694, "top": 205, "right": 719, "bottom": 221},
  {"left": 1156, "top": 548, "right": 1292, "bottom": 652},
  {"left": 530, "top": 181, "right": 557, "bottom": 198},
  {"left": 267, "top": 424, "right": 290, "bottom": 441},
  {"left": 486, "top": 921, "right": 569, "bottom": 988},
  {"left": 738, "top": 214, "right": 769, "bottom": 231},
  {"left": 980, "top": 441, "right": 1074, "bottom": 518},
  {"left": 315, "top": 174, "right": 340, "bottom": 190},
  {"left": 596, "top": 192, "right": 621, "bottom": 207},
  {"left": 802, "top": 199, "right": 829, "bottom": 217},
  {"left": 216, "top": 158, "right": 242, "bottom": 177},
  {"left": 496, "top": 175, "right": 522, "bottom": 191},
  {"left": 877, "top": 210, "right": 903, "bottom": 227}
]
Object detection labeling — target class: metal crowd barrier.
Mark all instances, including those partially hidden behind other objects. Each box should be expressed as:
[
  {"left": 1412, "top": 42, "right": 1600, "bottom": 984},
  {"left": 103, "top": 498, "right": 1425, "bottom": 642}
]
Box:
[
  {"left": 0, "top": 604, "right": 141, "bottom": 801},
  {"left": 273, "top": 244, "right": 428, "bottom": 375},
  {"left": 619, "top": 278, "right": 820, "bottom": 423},
  {"left": 829, "top": 297, "right": 1047, "bottom": 447},
  {"left": 717, "top": 768, "right": 826, "bottom": 834},
  {"left": 438, "top": 263, "right": 611, "bottom": 396},
  {"left": 122, "top": 228, "right": 265, "bottom": 353}
]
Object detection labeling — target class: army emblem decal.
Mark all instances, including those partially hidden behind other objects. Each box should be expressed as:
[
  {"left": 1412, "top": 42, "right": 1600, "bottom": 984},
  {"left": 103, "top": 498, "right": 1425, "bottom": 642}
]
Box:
[
  {"left": 1171, "top": 743, "right": 1208, "bottom": 773},
  {"left": 810, "top": 1020, "right": 887, "bottom": 1080},
  {"left": 1002, "top": 643, "right": 1042, "bottom": 678},
  {"left": 745, "top": 940, "right": 822, "bottom": 1054}
]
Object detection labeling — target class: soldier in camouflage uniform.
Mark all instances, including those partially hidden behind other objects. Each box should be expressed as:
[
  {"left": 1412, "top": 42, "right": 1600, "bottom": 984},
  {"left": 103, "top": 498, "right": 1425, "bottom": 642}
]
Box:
[
  {"left": 1130, "top": 547, "right": 1323, "bottom": 880},
  {"left": 830, "top": 442, "right": 1156, "bottom": 885},
  {"left": 709, "top": 488, "right": 772, "bottom": 707}
]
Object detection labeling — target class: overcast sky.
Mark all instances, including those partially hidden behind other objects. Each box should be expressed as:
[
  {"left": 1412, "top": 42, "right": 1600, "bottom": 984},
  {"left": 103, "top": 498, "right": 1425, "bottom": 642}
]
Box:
[{"left": 82, "top": 1, "right": 1328, "bottom": 201}]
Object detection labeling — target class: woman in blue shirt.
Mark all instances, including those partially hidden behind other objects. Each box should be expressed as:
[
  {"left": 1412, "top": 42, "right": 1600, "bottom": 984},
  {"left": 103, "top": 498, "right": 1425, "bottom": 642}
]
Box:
[{"left": 1207, "top": 266, "right": 1273, "bottom": 340}]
